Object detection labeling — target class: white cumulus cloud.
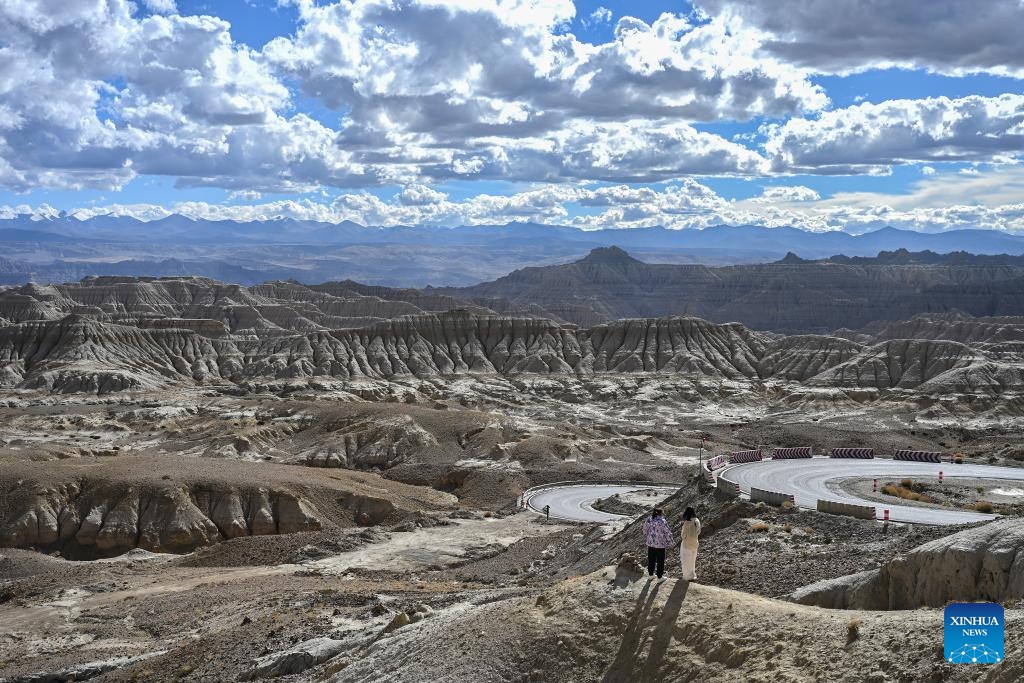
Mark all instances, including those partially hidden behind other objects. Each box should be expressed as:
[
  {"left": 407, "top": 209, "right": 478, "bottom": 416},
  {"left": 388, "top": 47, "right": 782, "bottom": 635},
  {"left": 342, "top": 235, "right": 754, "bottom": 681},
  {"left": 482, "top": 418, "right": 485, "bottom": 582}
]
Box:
[
  {"left": 765, "top": 94, "right": 1024, "bottom": 174},
  {"left": 697, "top": 0, "right": 1024, "bottom": 76},
  {"left": 751, "top": 185, "right": 821, "bottom": 203}
]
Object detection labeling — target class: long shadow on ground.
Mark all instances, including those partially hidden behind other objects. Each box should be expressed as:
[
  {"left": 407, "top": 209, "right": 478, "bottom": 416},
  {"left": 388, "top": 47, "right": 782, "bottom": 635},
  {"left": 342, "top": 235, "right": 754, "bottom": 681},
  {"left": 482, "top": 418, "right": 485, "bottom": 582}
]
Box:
[{"left": 602, "top": 578, "right": 690, "bottom": 682}]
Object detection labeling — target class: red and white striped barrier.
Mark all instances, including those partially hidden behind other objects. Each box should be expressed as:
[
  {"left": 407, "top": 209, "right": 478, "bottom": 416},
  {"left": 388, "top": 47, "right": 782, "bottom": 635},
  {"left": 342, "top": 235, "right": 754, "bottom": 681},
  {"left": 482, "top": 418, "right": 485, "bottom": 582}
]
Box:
[
  {"left": 729, "top": 449, "right": 763, "bottom": 464},
  {"left": 702, "top": 463, "right": 716, "bottom": 484},
  {"left": 771, "top": 447, "right": 812, "bottom": 459},
  {"left": 830, "top": 448, "right": 875, "bottom": 459},
  {"left": 706, "top": 454, "right": 729, "bottom": 471},
  {"left": 893, "top": 449, "right": 942, "bottom": 463}
]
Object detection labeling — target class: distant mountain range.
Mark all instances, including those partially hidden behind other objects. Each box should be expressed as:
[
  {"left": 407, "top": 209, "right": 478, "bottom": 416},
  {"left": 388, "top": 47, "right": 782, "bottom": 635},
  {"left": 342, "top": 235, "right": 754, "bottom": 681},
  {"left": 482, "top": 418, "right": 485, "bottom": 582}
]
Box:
[{"left": 3, "top": 214, "right": 1024, "bottom": 287}]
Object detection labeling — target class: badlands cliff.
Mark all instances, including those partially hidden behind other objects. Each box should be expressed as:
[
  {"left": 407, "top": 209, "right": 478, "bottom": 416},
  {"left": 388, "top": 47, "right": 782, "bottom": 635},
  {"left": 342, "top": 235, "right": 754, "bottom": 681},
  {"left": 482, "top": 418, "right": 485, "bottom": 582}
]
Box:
[{"left": 1, "top": 276, "right": 1022, "bottom": 399}]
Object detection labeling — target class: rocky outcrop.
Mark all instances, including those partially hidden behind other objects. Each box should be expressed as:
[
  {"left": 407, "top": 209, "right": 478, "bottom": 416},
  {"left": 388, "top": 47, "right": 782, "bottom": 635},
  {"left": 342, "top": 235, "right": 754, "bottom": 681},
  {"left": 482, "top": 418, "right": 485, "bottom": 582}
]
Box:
[
  {"left": 791, "top": 519, "right": 1024, "bottom": 609},
  {"left": 808, "top": 339, "right": 977, "bottom": 389},
  {"left": 0, "top": 315, "right": 243, "bottom": 392},
  {"left": 241, "top": 637, "right": 348, "bottom": 680},
  {"left": 336, "top": 492, "right": 397, "bottom": 527},
  {"left": 303, "top": 415, "right": 439, "bottom": 469},
  {"left": 581, "top": 317, "right": 765, "bottom": 377},
  {"left": 757, "top": 335, "right": 863, "bottom": 380},
  {"left": 804, "top": 338, "right": 1024, "bottom": 395},
  {"left": 0, "top": 479, "right": 321, "bottom": 558}
]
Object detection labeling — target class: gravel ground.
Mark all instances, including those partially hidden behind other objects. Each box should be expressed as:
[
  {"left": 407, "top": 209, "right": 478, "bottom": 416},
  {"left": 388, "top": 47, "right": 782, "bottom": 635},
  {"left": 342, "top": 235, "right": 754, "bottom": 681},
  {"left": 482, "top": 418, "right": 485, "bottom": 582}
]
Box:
[{"left": 694, "top": 504, "right": 978, "bottom": 598}]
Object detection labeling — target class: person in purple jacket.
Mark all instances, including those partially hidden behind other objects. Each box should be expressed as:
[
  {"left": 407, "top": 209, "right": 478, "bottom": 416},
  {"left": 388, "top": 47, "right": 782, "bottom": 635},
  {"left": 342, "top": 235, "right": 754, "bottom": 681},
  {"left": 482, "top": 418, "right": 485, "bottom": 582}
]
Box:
[{"left": 642, "top": 508, "right": 674, "bottom": 579}]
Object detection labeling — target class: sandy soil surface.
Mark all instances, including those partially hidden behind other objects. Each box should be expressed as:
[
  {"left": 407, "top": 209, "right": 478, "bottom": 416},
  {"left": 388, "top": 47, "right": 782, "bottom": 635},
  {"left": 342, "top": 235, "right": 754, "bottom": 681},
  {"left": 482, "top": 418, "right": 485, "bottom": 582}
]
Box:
[{"left": 308, "top": 513, "right": 573, "bottom": 574}]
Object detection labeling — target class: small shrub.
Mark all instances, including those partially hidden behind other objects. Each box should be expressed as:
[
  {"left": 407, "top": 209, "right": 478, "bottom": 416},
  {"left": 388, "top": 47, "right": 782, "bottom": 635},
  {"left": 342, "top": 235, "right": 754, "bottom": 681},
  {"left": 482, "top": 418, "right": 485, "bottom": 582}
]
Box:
[
  {"left": 970, "top": 501, "right": 994, "bottom": 513},
  {"left": 900, "top": 478, "right": 913, "bottom": 488},
  {"left": 954, "top": 454, "right": 964, "bottom": 464},
  {"left": 847, "top": 617, "right": 862, "bottom": 644},
  {"left": 780, "top": 500, "right": 794, "bottom": 511},
  {"left": 803, "top": 527, "right": 814, "bottom": 535},
  {"left": 977, "top": 486, "right": 986, "bottom": 494},
  {"left": 881, "top": 483, "right": 932, "bottom": 503},
  {"left": 783, "top": 524, "right": 793, "bottom": 533},
  {"left": 483, "top": 511, "right": 493, "bottom": 518},
  {"left": 750, "top": 522, "right": 770, "bottom": 533}
]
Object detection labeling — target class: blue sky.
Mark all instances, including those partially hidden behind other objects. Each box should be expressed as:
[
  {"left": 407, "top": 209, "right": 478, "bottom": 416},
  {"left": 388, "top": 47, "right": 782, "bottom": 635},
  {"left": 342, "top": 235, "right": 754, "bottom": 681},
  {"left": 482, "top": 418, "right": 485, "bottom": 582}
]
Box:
[{"left": 1, "top": 0, "right": 1023, "bottom": 233}]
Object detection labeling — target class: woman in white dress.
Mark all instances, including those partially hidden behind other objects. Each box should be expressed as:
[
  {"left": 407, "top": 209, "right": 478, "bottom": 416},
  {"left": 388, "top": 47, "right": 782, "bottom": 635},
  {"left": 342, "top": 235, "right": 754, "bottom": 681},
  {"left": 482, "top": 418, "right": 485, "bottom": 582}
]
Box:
[{"left": 679, "top": 506, "right": 701, "bottom": 581}]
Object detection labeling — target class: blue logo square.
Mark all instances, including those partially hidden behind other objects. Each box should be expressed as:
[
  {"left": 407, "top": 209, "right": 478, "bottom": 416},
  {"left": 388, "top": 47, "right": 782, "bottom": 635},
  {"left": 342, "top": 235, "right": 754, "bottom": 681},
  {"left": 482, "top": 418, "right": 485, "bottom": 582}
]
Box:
[{"left": 944, "top": 603, "right": 1004, "bottom": 664}]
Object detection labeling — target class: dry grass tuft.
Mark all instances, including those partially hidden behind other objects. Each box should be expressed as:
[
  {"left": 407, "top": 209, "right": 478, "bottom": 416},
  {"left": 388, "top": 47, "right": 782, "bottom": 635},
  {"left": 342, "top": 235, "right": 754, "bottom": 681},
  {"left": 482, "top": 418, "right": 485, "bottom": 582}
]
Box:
[
  {"left": 749, "top": 522, "right": 770, "bottom": 533},
  {"left": 847, "top": 617, "right": 862, "bottom": 644},
  {"left": 969, "top": 501, "right": 994, "bottom": 513},
  {"left": 881, "top": 483, "right": 932, "bottom": 503}
]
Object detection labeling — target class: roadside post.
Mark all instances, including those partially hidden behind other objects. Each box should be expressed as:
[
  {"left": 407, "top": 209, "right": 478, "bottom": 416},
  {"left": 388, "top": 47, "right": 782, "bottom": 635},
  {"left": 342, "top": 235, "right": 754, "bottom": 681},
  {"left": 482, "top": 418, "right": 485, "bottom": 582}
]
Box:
[{"left": 543, "top": 504, "right": 550, "bottom": 521}]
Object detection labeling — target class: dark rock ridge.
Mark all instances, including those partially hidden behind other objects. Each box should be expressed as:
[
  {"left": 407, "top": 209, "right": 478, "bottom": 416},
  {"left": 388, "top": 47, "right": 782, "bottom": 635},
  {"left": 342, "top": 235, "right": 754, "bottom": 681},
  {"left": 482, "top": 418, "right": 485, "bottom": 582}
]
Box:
[
  {"left": 0, "top": 278, "right": 476, "bottom": 333},
  {"left": 433, "top": 247, "right": 1024, "bottom": 333},
  {"left": 823, "top": 248, "right": 1024, "bottom": 266},
  {"left": 871, "top": 313, "right": 1024, "bottom": 344}
]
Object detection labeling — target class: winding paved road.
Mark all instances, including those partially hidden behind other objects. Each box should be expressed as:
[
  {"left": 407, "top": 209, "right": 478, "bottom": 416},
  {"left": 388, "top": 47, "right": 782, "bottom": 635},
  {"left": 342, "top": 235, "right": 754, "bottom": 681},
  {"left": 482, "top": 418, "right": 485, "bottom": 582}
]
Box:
[
  {"left": 524, "top": 484, "right": 680, "bottom": 522},
  {"left": 721, "top": 458, "right": 1024, "bottom": 524},
  {"left": 523, "top": 459, "right": 1024, "bottom": 525}
]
